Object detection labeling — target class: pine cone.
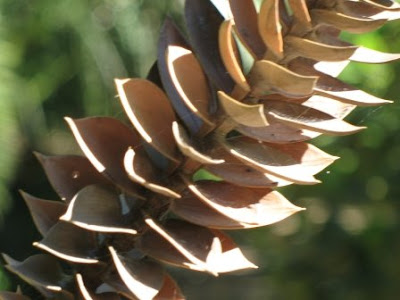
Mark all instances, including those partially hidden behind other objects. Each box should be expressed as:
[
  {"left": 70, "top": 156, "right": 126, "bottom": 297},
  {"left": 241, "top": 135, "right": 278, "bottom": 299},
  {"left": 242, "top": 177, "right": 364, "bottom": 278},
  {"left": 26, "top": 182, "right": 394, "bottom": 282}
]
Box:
[{"left": 3, "top": 0, "right": 399, "bottom": 299}]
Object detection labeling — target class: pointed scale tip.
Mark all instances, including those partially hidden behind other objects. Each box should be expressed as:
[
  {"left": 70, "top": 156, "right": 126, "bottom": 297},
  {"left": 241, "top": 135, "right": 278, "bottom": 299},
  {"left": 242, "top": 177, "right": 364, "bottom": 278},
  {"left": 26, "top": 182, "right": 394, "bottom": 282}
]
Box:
[
  {"left": 249, "top": 262, "right": 259, "bottom": 269},
  {"left": 114, "top": 78, "right": 131, "bottom": 86},
  {"left": 18, "top": 189, "right": 27, "bottom": 197},
  {"left": 64, "top": 117, "right": 75, "bottom": 130},
  {"left": 32, "top": 151, "right": 45, "bottom": 162},
  {"left": 1, "top": 253, "right": 16, "bottom": 265}
]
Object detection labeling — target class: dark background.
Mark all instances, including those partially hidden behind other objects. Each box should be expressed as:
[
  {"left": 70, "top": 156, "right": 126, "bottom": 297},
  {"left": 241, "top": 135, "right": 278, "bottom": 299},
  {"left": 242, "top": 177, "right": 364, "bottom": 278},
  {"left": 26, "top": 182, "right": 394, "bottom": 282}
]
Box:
[{"left": 1, "top": 1, "right": 400, "bottom": 299}]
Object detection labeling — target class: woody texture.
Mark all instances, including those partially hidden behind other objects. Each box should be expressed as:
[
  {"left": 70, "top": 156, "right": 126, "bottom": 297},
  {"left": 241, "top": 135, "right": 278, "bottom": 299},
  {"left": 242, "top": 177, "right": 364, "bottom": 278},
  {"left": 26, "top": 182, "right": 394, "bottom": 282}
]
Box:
[{"left": 2, "top": 0, "right": 400, "bottom": 299}]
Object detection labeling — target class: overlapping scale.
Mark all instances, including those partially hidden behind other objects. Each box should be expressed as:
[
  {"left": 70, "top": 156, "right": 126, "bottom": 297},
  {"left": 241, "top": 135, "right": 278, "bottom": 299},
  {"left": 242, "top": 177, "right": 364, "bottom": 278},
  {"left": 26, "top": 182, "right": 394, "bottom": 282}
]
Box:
[
  {"left": 310, "top": 9, "right": 387, "bottom": 33},
  {"left": 75, "top": 273, "right": 121, "bottom": 300},
  {"left": 224, "top": 137, "right": 337, "bottom": 184},
  {"left": 205, "top": 147, "right": 291, "bottom": 188},
  {"left": 300, "top": 94, "right": 356, "bottom": 119},
  {"left": 33, "top": 221, "right": 99, "bottom": 264},
  {"left": 115, "top": 79, "right": 181, "bottom": 165},
  {"left": 218, "top": 91, "right": 269, "bottom": 127},
  {"left": 288, "top": 0, "right": 312, "bottom": 28},
  {"left": 172, "top": 122, "right": 224, "bottom": 165},
  {"left": 185, "top": 0, "right": 235, "bottom": 93},
  {"left": 109, "top": 247, "right": 165, "bottom": 300},
  {"left": 138, "top": 219, "right": 257, "bottom": 275},
  {"left": 258, "top": 0, "right": 284, "bottom": 58},
  {"left": 108, "top": 247, "right": 184, "bottom": 300},
  {"left": 228, "top": 0, "right": 266, "bottom": 58},
  {"left": 65, "top": 117, "right": 143, "bottom": 197},
  {"left": 60, "top": 185, "right": 138, "bottom": 235},
  {"left": 158, "top": 19, "right": 212, "bottom": 136},
  {"left": 5, "top": 1, "right": 399, "bottom": 299},
  {"left": 285, "top": 36, "right": 359, "bottom": 62},
  {"left": 219, "top": 19, "right": 251, "bottom": 93},
  {"left": 2, "top": 254, "right": 70, "bottom": 298},
  {"left": 289, "top": 59, "right": 392, "bottom": 106},
  {"left": 249, "top": 59, "right": 318, "bottom": 97},
  {"left": 237, "top": 120, "right": 320, "bottom": 143},
  {"left": 21, "top": 192, "right": 66, "bottom": 236},
  {"left": 171, "top": 193, "right": 244, "bottom": 229},
  {"left": 172, "top": 181, "right": 303, "bottom": 229},
  {"left": 165, "top": 45, "right": 215, "bottom": 128},
  {"left": 124, "top": 147, "right": 181, "bottom": 198},
  {"left": 263, "top": 99, "right": 366, "bottom": 135},
  {"left": 34, "top": 153, "right": 111, "bottom": 202}
]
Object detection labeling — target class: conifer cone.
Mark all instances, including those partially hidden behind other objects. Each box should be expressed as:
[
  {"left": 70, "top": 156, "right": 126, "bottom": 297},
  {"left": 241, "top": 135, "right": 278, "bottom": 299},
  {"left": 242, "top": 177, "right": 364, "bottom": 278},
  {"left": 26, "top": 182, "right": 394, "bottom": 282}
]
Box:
[{"left": 3, "top": 0, "right": 400, "bottom": 299}]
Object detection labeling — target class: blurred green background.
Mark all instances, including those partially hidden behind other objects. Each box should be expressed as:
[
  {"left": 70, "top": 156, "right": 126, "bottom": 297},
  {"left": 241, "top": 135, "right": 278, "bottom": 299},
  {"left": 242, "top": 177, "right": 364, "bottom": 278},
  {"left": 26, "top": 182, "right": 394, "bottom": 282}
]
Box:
[{"left": 1, "top": 0, "right": 400, "bottom": 299}]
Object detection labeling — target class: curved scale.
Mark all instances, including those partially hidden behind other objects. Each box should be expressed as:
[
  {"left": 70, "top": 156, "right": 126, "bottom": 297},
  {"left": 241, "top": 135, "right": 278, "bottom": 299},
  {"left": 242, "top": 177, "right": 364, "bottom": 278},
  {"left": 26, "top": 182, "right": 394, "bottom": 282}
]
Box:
[
  {"left": 218, "top": 91, "right": 269, "bottom": 127},
  {"left": 173, "top": 181, "right": 304, "bottom": 229},
  {"left": 158, "top": 19, "right": 206, "bottom": 135},
  {"left": 21, "top": 191, "right": 66, "bottom": 236},
  {"left": 2, "top": 254, "right": 68, "bottom": 297},
  {"left": 225, "top": 137, "right": 338, "bottom": 185},
  {"left": 249, "top": 60, "right": 318, "bottom": 97},
  {"left": 263, "top": 99, "right": 365, "bottom": 135},
  {"left": 166, "top": 45, "right": 215, "bottom": 128},
  {"left": 219, "top": 20, "right": 250, "bottom": 93},
  {"left": 311, "top": 9, "right": 387, "bottom": 34},
  {"left": 124, "top": 148, "right": 181, "bottom": 199},
  {"left": 172, "top": 122, "right": 224, "bottom": 165},
  {"left": 138, "top": 218, "right": 257, "bottom": 275},
  {"left": 115, "top": 78, "right": 180, "bottom": 163},
  {"left": 65, "top": 117, "right": 143, "bottom": 197},
  {"left": 34, "top": 153, "right": 111, "bottom": 202},
  {"left": 109, "top": 247, "right": 165, "bottom": 300},
  {"left": 60, "top": 185, "right": 138, "bottom": 235},
  {"left": 285, "top": 36, "right": 358, "bottom": 62},
  {"left": 258, "top": 0, "right": 283, "bottom": 58},
  {"left": 33, "top": 222, "right": 99, "bottom": 264},
  {"left": 185, "top": 0, "right": 235, "bottom": 93},
  {"left": 229, "top": 0, "right": 266, "bottom": 58}
]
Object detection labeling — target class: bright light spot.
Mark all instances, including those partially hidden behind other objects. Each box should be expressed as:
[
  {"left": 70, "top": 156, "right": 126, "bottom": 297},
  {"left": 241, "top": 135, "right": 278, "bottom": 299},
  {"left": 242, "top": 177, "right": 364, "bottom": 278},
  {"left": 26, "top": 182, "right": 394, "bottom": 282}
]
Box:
[
  {"left": 307, "top": 199, "right": 330, "bottom": 225},
  {"left": 337, "top": 206, "right": 367, "bottom": 235}
]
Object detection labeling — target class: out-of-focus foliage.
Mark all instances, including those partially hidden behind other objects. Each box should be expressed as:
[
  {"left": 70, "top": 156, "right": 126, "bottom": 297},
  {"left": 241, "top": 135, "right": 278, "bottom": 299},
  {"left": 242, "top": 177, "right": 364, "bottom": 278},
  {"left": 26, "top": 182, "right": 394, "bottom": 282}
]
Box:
[{"left": 0, "top": 0, "right": 399, "bottom": 299}]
